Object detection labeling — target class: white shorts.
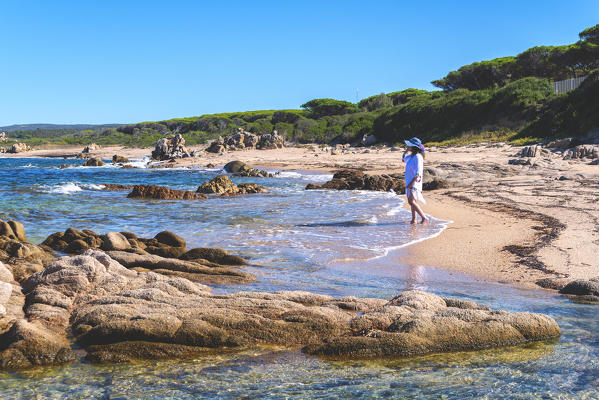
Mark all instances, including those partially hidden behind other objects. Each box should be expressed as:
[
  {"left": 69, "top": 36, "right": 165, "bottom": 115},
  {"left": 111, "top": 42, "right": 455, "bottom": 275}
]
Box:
[{"left": 406, "top": 188, "right": 426, "bottom": 204}]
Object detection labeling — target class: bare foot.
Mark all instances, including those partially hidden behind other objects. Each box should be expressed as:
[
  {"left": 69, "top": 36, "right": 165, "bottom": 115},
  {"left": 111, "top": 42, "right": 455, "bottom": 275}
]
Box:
[
  {"left": 420, "top": 217, "right": 430, "bottom": 224},
  {"left": 410, "top": 220, "right": 416, "bottom": 225}
]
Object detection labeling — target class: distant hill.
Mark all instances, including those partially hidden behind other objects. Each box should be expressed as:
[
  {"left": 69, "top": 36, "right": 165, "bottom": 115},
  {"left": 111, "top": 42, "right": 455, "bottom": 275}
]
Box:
[{"left": 0, "top": 123, "right": 121, "bottom": 132}]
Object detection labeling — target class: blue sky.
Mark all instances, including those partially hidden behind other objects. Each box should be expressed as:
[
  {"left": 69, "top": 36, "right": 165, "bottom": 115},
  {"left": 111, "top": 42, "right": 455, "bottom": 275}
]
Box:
[{"left": 0, "top": 0, "right": 597, "bottom": 125}]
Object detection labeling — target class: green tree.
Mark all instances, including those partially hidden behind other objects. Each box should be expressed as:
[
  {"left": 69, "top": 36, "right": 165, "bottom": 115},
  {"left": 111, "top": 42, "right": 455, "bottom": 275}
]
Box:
[
  {"left": 300, "top": 98, "right": 358, "bottom": 118},
  {"left": 579, "top": 24, "right": 599, "bottom": 45}
]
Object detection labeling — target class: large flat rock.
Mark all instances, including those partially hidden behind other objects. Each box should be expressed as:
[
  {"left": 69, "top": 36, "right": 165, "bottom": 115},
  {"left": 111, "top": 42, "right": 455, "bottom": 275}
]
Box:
[{"left": 0, "top": 251, "right": 561, "bottom": 369}]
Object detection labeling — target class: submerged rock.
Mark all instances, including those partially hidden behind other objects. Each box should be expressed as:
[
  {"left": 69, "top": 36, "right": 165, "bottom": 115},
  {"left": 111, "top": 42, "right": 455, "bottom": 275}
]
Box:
[
  {"left": 558, "top": 278, "right": 599, "bottom": 304},
  {"left": 112, "top": 154, "right": 129, "bottom": 163},
  {"left": 101, "top": 183, "right": 135, "bottom": 191},
  {"left": 197, "top": 175, "right": 266, "bottom": 195},
  {"left": 127, "top": 185, "right": 207, "bottom": 200},
  {"left": 223, "top": 161, "right": 274, "bottom": 177},
  {"left": 83, "top": 157, "right": 105, "bottom": 167},
  {"left": 0, "top": 252, "right": 560, "bottom": 369}
]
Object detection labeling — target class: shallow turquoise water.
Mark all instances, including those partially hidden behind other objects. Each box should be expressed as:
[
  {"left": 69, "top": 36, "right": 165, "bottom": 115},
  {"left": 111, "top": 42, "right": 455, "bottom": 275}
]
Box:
[{"left": 0, "top": 157, "right": 597, "bottom": 399}]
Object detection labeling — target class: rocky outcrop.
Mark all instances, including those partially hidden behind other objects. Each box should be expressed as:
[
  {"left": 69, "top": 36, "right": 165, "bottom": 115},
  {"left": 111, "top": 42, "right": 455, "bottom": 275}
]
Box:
[
  {"left": 40, "top": 228, "right": 250, "bottom": 284},
  {"left": 562, "top": 145, "right": 599, "bottom": 160},
  {"left": 0, "top": 132, "right": 6, "bottom": 142},
  {"left": 112, "top": 155, "right": 129, "bottom": 163},
  {"left": 303, "top": 290, "right": 560, "bottom": 357},
  {"left": 0, "top": 220, "right": 53, "bottom": 282},
  {"left": 83, "top": 157, "right": 105, "bottom": 167},
  {"left": 223, "top": 161, "right": 274, "bottom": 177},
  {"left": 82, "top": 144, "right": 99, "bottom": 153},
  {"left": 306, "top": 170, "right": 405, "bottom": 193},
  {"left": 0, "top": 254, "right": 561, "bottom": 369},
  {"left": 101, "top": 184, "right": 135, "bottom": 191},
  {"left": 152, "top": 134, "right": 192, "bottom": 160},
  {"left": 5, "top": 143, "right": 31, "bottom": 154},
  {"left": 558, "top": 278, "right": 599, "bottom": 304},
  {"left": 517, "top": 145, "right": 542, "bottom": 158},
  {"left": 205, "top": 129, "right": 284, "bottom": 153},
  {"left": 196, "top": 175, "right": 266, "bottom": 196},
  {"left": 127, "top": 185, "right": 207, "bottom": 200}
]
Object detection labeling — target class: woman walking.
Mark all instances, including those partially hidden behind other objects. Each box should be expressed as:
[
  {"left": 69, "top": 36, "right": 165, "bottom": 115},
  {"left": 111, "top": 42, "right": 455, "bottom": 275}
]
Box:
[{"left": 402, "top": 137, "right": 429, "bottom": 224}]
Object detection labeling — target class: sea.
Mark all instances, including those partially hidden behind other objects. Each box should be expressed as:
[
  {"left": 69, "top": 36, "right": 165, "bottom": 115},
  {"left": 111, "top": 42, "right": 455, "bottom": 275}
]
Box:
[{"left": 0, "top": 157, "right": 597, "bottom": 399}]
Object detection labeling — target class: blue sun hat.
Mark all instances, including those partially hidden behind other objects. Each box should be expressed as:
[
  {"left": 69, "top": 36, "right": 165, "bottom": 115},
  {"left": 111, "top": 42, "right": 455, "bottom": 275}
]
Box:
[{"left": 404, "top": 137, "right": 426, "bottom": 151}]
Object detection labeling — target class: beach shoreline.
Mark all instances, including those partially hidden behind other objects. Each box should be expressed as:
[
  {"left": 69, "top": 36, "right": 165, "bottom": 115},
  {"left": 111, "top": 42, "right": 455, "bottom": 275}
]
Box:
[{"left": 2, "top": 142, "right": 597, "bottom": 290}]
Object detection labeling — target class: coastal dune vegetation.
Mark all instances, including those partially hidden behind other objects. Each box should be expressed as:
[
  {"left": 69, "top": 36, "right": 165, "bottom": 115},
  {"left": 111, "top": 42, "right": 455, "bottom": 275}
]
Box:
[{"left": 2, "top": 24, "right": 598, "bottom": 149}]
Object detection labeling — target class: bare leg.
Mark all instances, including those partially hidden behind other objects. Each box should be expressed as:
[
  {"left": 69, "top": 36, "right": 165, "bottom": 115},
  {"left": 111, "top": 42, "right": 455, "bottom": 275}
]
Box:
[
  {"left": 407, "top": 194, "right": 417, "bottom": 224},
  {"left": 408, "top": 192, "right": 428, "bottom": 223}
]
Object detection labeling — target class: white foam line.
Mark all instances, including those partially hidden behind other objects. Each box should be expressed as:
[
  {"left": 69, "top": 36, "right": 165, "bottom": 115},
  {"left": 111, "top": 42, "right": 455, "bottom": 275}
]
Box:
[{"left": 365, "top": 218, "right": 454, "bottom": 261}]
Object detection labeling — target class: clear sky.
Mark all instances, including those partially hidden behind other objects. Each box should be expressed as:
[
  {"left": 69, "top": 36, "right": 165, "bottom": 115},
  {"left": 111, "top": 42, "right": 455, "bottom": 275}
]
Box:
[{"left": 1, "top": 0, "right": 597, "bottom": 125}]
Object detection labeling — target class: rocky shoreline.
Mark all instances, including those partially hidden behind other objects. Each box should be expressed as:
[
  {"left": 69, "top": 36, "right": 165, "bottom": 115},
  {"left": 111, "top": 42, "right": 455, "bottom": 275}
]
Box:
[
  {"left": 0, "top": 249, "right": 561, "bottom": 369},
  {"left": 0, "top": 219, "right": 566, "bottom": 370}
]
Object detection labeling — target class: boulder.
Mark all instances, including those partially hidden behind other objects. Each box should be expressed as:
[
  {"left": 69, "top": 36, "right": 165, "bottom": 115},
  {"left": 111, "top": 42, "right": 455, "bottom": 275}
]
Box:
[
  {"left": 0, "top": 220, "right": 52, "bottom": 281},
  {"left": 6, "top": 143, "right": 31, "bottom": 154},
  {"left": 180, "top": 248, "right": 247, "bottom": 265},
  {"left": 223, "top": 161, "right": 273, "bottom": 177},
  {"left": 82, "top": 144, "right": 99, "bottom": 153},
  {"left": 154, "top": 231, "right": 186, "bottom": 248},
  {"left": 559, "top": 279, "right": 599, "bottom": 296},
  {"left": 562, "top": 145, "right": 599, "bottom": 160},
  {"left": 518, "top": 145, "right": 540, "bottom": 158},
  {"left": 361, "top": 135, "right": 377, "bottom": 146},
  {"left": 196, "top": 175, "right": 266, "bottom": 195},
  {"left": 127, "top": 185, "right": 207, "bottom": 200},
  {"left": 306, "top": 170, "right": 405, "bottom": 193},
  {"left": 101, "top": 232, "right": 131, "bottom": 251},
  {"left": 224, "top": 160, "right": 247, "bottom": 173},
  {"left": 0, "top": 254, "right": 560, "bottom": 369},
  {"left": 558, "top": 278, "right": 599, "bottom": 304},
  {"left": 40, "top": 228, "right": 250, "bottom": 285},
  {"left": 547, "top": 138, "right": 578, "bottom": 149},
  {"left": 152, "top": 134, "right": 191, "bottom": 160},
  {"left": 83, "top": 158, "right": 105, "bottom": 167},
  {"left": 112, "top": 155, "right": 129, "bottom": 163},
  {"left": 205, "top": 129, "right": 284, "bottom": 153}
]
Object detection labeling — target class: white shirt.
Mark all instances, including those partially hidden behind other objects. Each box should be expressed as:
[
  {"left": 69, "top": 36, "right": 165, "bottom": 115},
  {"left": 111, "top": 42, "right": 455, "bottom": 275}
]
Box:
[{"left": 402, "top": 153, "right": 423, "bottom": 192}]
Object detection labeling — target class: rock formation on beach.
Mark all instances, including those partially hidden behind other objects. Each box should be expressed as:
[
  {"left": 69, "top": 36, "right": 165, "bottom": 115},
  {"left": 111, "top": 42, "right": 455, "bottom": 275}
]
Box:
[
  {"left": 0, "top": 250, "right": 560, "bottom": 369},
  {"left": 82, "top": 144, "right": 99, "bottom": 153},
  {"left": 0, "top": 143, "right": 31, "bottom": 154},
  {"left": 306, "top": 170, "right": 406, "bottom": 192},
  {"left": 40, "top": 228, "right": 250, "bottom": 284},
  {"left": 196, "top": 175, "right": 267, "bottom": 196},
  {"left": 537, "top": 277, "right": 599, "bottom": 304},
  {"left": 0, "top": 219, "right": 54, "bottom": 282},
  {"left": 206, "top": 129, "right": 284, "bottom": 153},
  {"left": 127, "top": 185, "right": 207, "bottom": 200},
  {"left": 152, "top": 134, "right": 192, "bottom": 160},
  {"left": 223, "top": 160, "right": 274, "bottom": 177}
]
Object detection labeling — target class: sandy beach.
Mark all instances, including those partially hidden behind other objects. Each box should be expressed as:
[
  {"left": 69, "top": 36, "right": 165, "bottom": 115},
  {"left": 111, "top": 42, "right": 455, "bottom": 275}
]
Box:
[{"left": 4, "top": 142, "right": 598, "bottom": 289}]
